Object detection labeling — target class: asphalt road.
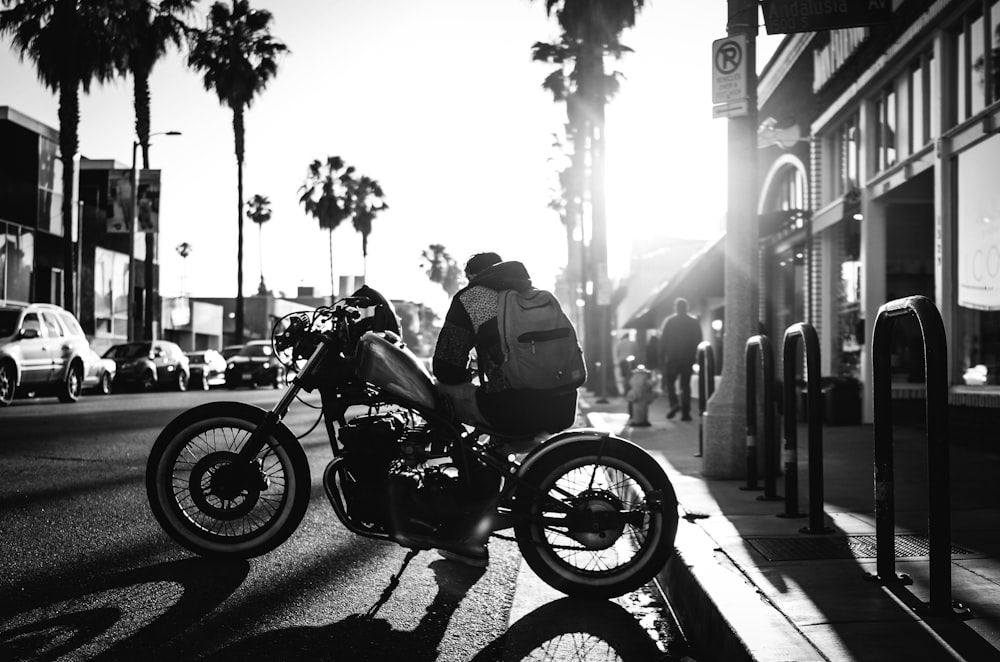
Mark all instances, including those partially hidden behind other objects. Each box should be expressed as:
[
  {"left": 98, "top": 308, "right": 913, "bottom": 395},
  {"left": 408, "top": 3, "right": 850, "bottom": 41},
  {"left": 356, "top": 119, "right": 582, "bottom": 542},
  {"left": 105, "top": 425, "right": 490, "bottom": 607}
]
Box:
[{"left": 0, "top": 387, "right": 690, "bottom": 661}]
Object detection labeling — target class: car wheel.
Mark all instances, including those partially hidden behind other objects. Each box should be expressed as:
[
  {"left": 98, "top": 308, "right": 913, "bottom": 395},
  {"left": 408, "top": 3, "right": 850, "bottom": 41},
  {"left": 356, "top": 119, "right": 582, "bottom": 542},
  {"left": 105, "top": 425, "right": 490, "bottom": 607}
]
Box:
[
  {"left": 99, "top": 371, "right": 113, "bottom": 396},
  {"left": 140, "top": 371, "right": 156, "bottom": 392},
  {"left": 176, "top": 370, "right": 189, "bottom": 392},
  {"left": 0, "top": 360, "right": 15, "bottom": 406},
  {"left": 58, "top": 362, "right": 83, "bottom": 403}
]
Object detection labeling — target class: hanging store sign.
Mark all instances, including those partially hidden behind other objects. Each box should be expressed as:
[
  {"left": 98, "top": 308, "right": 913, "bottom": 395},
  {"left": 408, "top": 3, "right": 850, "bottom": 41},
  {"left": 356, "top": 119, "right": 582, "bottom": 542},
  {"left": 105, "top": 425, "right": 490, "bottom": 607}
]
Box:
[
  {"left": 958, "top": 137, "right": 1000, "bottom": 310},
  {"left": 106, "top": 169, "right": 161, "bottom": 233},
  {"left": 761, "top": 0, "right": 891, "bottom": 35}
]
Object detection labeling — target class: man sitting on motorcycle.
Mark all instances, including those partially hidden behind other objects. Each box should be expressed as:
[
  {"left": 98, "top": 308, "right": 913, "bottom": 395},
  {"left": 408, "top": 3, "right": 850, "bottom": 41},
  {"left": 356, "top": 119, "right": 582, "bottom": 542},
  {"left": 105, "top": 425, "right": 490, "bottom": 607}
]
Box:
[{"left": 429, "top": 252, "right": 578, "bottom": 566}]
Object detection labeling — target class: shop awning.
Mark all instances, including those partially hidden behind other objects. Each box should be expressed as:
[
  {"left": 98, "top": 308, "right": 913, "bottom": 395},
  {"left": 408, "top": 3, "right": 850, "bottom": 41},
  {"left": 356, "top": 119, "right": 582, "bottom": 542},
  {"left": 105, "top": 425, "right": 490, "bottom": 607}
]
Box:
[{"left": 625, "top": 234, "right": 725, "bottom": 330}]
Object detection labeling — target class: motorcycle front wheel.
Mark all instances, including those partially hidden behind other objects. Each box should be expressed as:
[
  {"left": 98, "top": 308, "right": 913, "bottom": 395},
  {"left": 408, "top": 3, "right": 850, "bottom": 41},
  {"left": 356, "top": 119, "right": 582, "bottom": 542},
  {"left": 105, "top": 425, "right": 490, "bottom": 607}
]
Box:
[
  {"left": 513, "top": 437, "right": 678, "bottom": 599},
  {"left": 146, "top": 401, "right": 311, "bottom": 558}
]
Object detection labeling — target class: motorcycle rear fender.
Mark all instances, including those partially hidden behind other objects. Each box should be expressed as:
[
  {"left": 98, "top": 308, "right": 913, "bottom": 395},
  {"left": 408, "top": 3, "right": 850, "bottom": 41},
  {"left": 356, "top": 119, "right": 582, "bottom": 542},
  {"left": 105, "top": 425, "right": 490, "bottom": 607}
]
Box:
[{"left": 514, "top": 427, "right": 632, "bottom": 479}]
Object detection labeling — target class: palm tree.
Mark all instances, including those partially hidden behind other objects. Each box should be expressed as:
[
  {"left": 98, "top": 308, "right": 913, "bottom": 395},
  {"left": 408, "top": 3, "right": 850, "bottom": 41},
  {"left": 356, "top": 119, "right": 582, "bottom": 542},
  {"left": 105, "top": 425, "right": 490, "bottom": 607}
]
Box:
[
  {"left": 421, "top": 244, "right": 462, "bottom": 298},
  {"left": 110, "top": 0, "right": 195, "bottom": 339},
  {"left": 0, "top": 0, "right": 120, "bottom": 317},
  {"left": 175, "top": 241, "right": 192, "bottom": 295},
  {"left": 299, "top": 156, "right": 355, "bottom": 297},
  {"left": 246, "top": 193, "right": 271, "bottom": 294},
  {"left": 187, "top": 0, "right": 287, "bottom": 343},
  {"left": 349, "top": 174, "right": 387, "bottom": 278},
  {"left": 533, "top": 0, "right": 644, "bottom": 394}
]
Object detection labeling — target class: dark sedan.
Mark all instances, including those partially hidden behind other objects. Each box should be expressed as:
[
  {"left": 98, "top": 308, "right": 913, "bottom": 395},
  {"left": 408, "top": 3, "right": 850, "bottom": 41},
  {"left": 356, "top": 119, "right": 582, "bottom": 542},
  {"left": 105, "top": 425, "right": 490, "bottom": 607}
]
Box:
[{"left": 225, "top": 340, "right": 284, "bottom": 389}]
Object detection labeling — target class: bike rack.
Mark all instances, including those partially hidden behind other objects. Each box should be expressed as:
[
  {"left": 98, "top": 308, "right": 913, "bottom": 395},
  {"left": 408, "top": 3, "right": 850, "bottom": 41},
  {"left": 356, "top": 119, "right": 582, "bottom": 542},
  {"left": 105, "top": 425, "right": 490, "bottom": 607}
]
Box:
[
  {"left": 695, "top": 341, "right": 715, "bottom": 458},
  {"left": 868, "top": 295, "right": 969, "bottom": 617},
  {"left": 779, "top": 323, "right": 831, "bottom": 533},
  {"left": 744, "top": 334, "right": 781, "bottom": 500}
]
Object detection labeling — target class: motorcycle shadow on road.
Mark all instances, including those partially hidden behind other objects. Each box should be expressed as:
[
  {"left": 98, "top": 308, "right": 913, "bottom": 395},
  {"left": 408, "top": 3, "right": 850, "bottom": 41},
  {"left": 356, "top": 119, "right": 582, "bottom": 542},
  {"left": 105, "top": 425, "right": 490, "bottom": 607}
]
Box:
[
  {"left": 470, "top": 597, "right": 671, "bottom": 662},
  {"left": 0, "top": 557, "right": 248, "bottom": 662},
  {"left": 203, "top": 549, "right": 487, "bottom": 662}
]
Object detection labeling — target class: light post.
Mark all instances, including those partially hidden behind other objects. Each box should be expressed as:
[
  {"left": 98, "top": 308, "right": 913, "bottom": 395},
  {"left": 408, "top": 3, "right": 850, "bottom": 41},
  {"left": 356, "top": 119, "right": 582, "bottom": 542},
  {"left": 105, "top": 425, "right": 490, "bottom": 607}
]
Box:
[{"left": 127, "top": 130, "right": 180, "bottom": 341}]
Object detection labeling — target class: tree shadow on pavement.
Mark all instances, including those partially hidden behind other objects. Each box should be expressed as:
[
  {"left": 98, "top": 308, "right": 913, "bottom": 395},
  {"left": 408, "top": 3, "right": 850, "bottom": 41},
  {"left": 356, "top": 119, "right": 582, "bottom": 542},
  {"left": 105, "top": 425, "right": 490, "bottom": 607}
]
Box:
[{"left": 0, "top": 558, "right": 248, "bottom": 662}]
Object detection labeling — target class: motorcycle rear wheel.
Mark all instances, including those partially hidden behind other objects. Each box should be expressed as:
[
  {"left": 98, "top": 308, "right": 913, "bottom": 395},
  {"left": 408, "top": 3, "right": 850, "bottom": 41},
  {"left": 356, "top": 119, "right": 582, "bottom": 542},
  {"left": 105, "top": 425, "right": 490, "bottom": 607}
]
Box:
[
  {"left": 513, "top": 437, "right": 678, "bottom": 599},
  {"left": 146, "top": 401, "right": 311, "bottom": 558}
]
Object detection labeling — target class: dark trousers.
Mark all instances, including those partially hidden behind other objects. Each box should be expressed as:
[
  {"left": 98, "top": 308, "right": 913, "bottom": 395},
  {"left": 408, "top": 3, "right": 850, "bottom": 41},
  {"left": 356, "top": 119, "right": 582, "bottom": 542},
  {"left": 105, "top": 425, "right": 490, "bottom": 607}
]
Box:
[{"left": 664, "top": 360, "right": 693, "bottom": 416}]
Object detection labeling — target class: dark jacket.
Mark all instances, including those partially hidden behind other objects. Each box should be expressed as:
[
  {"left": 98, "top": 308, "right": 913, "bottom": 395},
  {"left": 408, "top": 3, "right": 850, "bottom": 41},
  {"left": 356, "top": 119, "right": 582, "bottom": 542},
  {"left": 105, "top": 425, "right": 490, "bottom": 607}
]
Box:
[
  {"left": 432, "top": 261, "right": 576, "bottom": 434},
  {"left": 659, "top": 312, "right": 702, "bottom": 366}
]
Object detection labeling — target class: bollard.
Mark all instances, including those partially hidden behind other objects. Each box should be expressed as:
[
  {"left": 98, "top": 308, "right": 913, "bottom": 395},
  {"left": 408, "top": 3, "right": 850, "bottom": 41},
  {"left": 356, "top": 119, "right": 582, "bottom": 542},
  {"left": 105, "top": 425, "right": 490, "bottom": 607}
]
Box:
[
  {"left": 867, "top": 295, "right": 969, "bottom": 618},
  {"left": 744, "top": 334, "right": 781, "bottom": 500},
  {"left": 695, "top": 341, "right": 715, "bottom": 458},
  {"left": 779, "top": 323, "right": 831, "bottom": 533}
]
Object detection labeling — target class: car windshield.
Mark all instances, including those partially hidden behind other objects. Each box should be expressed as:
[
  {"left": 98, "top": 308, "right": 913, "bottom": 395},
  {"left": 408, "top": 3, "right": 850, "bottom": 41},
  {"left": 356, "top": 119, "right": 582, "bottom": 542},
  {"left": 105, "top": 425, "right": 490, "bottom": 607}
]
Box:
[
  {"left": 105, "top": 343, "right": 152, "bottom": 359},
  {"left": 239, "top": 344, "right": 272, "bottom": 358},
  {"left": 0, "top": 310, "right": 19, "bottom": 337}
]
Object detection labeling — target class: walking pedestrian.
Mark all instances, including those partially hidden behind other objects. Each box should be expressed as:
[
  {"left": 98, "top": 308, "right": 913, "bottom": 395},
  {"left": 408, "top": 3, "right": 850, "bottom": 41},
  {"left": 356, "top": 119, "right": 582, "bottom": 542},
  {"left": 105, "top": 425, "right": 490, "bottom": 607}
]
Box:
[{"left": 658, "top": 297, "right": 702, "bottom": 421}]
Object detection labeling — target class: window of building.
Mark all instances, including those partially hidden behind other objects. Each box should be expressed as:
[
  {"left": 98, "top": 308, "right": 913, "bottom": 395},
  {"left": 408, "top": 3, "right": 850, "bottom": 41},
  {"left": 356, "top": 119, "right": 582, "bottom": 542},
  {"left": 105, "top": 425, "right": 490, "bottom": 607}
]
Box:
[
  {"left": 38, "top": 136, "right": 62, "bottom": 236},
  {"left": 874, "top": 87, "right": 898, "bottom": 171},
  {"left": 0, "top": 224, "right": 34, "bottom": 303},
  {"left": 831, "top": 112, "right": 860, "bottom": 200},
  {"left": 94, "top": 246, "right": 128, "bottom": 337},
  {"left": 951, "top": 2, "right": 1000, "bottom": 128}
]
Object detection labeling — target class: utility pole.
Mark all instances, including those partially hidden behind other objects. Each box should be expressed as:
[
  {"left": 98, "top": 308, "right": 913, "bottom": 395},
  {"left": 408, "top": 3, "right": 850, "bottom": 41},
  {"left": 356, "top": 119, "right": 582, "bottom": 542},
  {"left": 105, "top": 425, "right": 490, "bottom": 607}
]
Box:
[{"left": 702, "top": 0, "right": 760, "bottom": 478}]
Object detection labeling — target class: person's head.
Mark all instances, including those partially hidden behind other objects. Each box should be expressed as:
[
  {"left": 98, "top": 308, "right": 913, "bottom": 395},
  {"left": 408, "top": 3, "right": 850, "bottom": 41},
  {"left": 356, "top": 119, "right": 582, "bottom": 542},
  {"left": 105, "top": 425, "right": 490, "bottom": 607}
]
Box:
[
  {"left": 675, "top": 297, "right": 688, "bottom": 314},
  {"left": 465, "top": 252, "right": 502, "bottom": 280}
]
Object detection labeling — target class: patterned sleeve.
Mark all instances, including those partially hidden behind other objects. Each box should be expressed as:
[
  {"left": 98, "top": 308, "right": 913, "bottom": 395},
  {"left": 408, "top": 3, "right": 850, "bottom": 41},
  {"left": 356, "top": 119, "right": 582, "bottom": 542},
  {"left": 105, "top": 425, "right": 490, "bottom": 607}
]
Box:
[{"left": 433, "top": 294, "right": 476, "bottom": 385}]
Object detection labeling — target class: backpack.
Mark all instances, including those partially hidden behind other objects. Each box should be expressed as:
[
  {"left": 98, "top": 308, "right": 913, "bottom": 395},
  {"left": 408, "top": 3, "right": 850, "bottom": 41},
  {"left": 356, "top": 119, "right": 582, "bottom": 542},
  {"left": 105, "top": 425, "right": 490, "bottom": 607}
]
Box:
[{"left": 495, "top": 288, "right": 587, "bottom": 393}]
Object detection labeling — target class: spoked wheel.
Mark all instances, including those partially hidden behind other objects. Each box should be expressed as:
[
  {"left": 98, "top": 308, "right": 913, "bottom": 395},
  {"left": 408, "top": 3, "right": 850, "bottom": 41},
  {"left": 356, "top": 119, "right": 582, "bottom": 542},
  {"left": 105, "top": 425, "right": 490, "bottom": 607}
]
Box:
[
  {"left": 513, "top": 436, "right": 678, "bottom": 599},
  {"left": 146, "top": 401, "right": 311, "bottom": 558}
]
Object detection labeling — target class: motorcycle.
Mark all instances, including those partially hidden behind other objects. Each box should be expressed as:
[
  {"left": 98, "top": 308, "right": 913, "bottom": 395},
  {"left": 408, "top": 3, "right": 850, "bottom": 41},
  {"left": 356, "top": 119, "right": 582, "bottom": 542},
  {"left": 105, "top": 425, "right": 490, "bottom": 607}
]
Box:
[{"left": 146, "top": 286, "right": 679, "bottom": 599}]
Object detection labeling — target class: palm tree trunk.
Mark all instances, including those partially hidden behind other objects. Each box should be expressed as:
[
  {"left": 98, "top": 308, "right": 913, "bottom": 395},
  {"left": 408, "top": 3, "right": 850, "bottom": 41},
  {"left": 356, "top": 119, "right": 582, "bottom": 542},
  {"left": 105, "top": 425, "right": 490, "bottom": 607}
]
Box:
[
  {"left": 233, "top": 108, "right": 245, "bottom": 344},
  {"left": 57, "top": 78, "right": 78, "bottom": 317},
  {"left": 328, "top": 228, "right": 334, "bottom": 297}
]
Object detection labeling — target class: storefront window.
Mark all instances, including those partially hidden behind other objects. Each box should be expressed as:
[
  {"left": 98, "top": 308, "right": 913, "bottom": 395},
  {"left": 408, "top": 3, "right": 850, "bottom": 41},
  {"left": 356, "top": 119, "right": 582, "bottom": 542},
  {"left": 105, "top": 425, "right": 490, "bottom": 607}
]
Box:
[
  {"left": 836, "top": 219, "right": 862, "bottom": 379},
  {"left": 956, "top": 134, "right": 1000, "bottom": 386}
]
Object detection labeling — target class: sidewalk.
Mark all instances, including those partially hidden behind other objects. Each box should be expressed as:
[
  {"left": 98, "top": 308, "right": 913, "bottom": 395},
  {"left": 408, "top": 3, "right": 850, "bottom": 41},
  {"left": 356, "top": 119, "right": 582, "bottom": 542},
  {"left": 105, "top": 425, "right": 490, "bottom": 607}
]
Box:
[{"left": 579, "top": 391, "right": 1000, "bottom": 662}]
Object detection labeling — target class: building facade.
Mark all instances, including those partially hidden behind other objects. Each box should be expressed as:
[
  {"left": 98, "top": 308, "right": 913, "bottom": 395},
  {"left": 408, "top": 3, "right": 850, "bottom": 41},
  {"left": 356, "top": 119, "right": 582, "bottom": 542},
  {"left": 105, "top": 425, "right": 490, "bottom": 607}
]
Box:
[{"left": 760, "top": 0, "right": 1000, "bottom": 432}]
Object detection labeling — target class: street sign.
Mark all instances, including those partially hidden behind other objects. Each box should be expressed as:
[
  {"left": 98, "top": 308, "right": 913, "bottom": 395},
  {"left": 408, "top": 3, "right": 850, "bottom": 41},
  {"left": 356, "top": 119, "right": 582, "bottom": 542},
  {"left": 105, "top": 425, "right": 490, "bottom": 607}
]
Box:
[
  {"left": 712, "top": 35, "right": 748, "bottom": 104},
  {"left": 713, "top": 99, "right": 750, "bottom": 119},
  {"left": 761, "top": 0, "right": 891, "bottom": 35}
]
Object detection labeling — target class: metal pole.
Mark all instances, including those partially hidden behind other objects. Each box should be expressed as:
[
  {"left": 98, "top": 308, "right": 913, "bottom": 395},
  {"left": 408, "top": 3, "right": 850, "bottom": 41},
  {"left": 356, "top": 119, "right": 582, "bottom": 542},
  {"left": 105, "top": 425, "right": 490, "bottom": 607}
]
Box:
[{"left": 126, "top": 140, "right": 139, "bottom": 341}]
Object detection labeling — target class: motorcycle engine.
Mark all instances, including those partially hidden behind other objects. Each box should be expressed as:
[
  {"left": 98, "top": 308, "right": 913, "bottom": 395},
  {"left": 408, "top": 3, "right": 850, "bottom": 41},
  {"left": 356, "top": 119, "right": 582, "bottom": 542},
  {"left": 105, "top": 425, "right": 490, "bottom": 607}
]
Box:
[{"left": 333, "top": 413, "right": 471, "bottom": 534}]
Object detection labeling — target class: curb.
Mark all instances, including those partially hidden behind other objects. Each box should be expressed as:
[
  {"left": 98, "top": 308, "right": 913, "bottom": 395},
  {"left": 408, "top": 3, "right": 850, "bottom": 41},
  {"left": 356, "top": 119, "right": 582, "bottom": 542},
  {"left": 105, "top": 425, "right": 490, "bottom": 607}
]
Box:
[{"left": 585, "top": 407, "right": 825, "bottom": 662}]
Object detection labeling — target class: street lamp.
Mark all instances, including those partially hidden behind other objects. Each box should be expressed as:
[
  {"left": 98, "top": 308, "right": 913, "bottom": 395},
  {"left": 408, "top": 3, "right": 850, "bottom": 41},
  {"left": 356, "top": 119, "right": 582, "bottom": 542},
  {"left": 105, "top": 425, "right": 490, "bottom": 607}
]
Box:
[{"left": 127, "top": 130, "right": 181, "bottom": 341}]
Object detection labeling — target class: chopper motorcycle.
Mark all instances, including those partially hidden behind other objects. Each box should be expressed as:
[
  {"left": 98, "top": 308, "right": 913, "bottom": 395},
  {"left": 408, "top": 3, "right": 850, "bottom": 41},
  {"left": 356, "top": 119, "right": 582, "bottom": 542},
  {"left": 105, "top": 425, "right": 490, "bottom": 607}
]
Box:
[{"left": 146, "top": 287, "right": 678, "bottom": 598}]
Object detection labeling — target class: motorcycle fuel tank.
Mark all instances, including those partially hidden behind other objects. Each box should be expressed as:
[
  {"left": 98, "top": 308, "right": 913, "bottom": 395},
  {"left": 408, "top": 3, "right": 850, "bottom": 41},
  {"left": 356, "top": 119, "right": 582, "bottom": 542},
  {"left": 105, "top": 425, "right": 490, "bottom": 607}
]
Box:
[{"left": 355, "top": 332, "right": 437, "bottom": 410}]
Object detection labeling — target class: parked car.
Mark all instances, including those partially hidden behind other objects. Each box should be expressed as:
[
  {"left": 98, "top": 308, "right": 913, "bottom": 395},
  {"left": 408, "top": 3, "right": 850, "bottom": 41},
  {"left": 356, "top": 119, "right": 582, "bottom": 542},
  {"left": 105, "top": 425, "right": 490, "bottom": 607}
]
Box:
[
  {"left": 103, "top": 340, "right": 190, "bottom": 392},
  {"left": 0, "top": 302, "right": 92, "bottom": 406},
  {"left": 225, "top": 340, "right": 284, "bottom": 389},
  {"left": 185, "top": 349, "right": 227, "bottom": 390},
  {"left": 221, "top": 344, "right": 244, "bottom": 360},
  {"left": 82, "top": 348, "right": 116, "bottom": 395}
]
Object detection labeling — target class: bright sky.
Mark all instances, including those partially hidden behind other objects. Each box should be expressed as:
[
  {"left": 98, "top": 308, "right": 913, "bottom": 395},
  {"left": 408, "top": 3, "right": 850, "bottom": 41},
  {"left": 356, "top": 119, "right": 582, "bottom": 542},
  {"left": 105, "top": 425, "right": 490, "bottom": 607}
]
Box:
[{"left": 1, "top": 0, "right": 780, "bottom": 315}]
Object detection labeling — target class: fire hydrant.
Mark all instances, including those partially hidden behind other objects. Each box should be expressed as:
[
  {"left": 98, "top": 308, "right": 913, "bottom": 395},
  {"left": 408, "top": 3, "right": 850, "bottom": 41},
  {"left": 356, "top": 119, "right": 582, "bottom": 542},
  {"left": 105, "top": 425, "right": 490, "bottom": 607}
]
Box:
[{"left": 627, "top": 365, "right": 655, "bottom": 427}]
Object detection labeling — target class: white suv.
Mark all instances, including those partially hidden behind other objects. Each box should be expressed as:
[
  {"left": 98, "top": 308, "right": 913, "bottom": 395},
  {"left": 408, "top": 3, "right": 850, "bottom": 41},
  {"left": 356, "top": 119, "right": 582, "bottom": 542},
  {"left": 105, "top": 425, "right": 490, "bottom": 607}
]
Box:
[{"left": 0, "top": 303, "right": 92, "bottom": 406}]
